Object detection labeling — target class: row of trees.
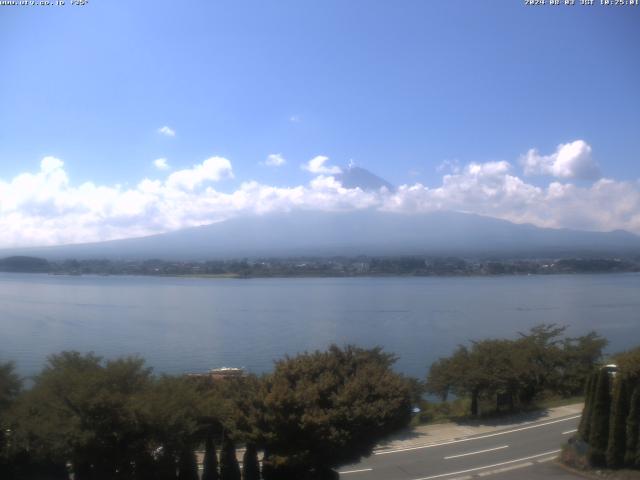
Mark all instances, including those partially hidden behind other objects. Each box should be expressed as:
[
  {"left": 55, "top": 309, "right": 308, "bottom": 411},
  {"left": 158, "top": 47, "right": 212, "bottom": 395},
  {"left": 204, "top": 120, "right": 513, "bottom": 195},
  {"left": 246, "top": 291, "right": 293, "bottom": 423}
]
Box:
[
  {"left": 577, "top": 347, "right": 640, "bottom": 469},
  {"left": 0, "top": 325, "right": 622, "bottom": 478},
  {"left": 426, "top": 325, "right": 607, "bottom": 416},
  {"left": 0, "top": 346, "right": 414, "bottom": 480}
]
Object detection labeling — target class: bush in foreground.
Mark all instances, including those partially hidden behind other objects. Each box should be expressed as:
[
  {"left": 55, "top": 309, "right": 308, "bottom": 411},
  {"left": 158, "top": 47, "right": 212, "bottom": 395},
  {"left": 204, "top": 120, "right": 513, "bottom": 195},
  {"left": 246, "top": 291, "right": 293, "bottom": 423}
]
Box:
[{"left": 259, "top": 345, "right": 413, "bottom": 479}]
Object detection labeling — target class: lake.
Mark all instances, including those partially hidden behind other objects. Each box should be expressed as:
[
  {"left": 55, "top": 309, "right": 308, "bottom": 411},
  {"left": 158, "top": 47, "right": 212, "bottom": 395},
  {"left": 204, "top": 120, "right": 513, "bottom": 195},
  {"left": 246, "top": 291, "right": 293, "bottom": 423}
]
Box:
[{"left": 1, "top": 272, "right": 639, "bottom": 379}]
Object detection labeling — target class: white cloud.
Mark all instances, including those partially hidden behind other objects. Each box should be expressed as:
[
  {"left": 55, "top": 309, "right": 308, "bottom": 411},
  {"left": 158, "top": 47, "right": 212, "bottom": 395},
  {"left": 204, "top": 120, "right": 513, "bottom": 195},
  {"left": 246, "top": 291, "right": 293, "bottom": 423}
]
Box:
[
  {"left": 289, "top": 115, "right": 301, "bottom": 123},
  {"left": 166, "top": 157, "right": 233, "bottom": 191},
  {"left": 436, "top": 159, "right": 460, "bottom": 174},
  {"left": 1, "top": 143, "right": 640, "bottom": 248},
  {"left": 521, "top": 140, "right": 600, "bottom": 180},
  {"left": 41, "top": 156, "right": 65, "bottom": 173},
  {"left": 157, "top": 126, "right": 176, "bottom": 137},
  {"left": 153, "top": 158, "right": 170, "bottom": 170},
  {"left": 0, "top": 156, "right": 236, "bottom": 247},
  {"left": 302, "top": 155, "right": 342, "bottom": 175},
  {"left": 264, "top": 153, "right": 286, "bottom": 167}
]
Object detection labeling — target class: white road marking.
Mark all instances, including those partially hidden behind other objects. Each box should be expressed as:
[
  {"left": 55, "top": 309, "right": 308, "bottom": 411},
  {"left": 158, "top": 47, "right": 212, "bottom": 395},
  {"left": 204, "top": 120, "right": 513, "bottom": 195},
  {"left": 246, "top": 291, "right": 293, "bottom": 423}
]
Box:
[
  {"left": 477, "top": 461, "right": 533, "bottom": 476},
  {"left": 444, "top": 445, "right": 509, "bottom": 460},
  {"left": 375, "top": 415, "right": 580, "bottom": 456},
  {"left": 536, "top": 455, "right": 558, "bottom": 463},
  {"left": 410, "top": 449, "right": 561, "bottom": 480},
  {"left": 562, "top": 429, "right": 577, "bottom": 435},
  {"left": 338, "top": 468, "right": 373, "bottom": 475}
]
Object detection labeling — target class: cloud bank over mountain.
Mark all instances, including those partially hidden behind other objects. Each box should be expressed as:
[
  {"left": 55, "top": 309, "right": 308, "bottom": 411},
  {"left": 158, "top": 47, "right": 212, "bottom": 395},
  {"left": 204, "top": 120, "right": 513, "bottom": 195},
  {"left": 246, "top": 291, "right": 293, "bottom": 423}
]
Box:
[
  {"left": 521, "top": 140, "right": 601, "bottom": 180},
  {"left": 1, "top": 140, "right": 639, "bottom": 248}
]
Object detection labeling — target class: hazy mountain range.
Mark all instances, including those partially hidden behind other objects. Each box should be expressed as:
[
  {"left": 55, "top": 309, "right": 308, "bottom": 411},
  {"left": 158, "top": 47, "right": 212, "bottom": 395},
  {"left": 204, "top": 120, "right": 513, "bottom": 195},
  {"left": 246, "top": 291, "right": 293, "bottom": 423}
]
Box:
[
  {"left": 2, "top": 210, "right": 639, "bottom": 261},
  {"left": 2, "top": 167, "right": 639, "bottom": 261}
]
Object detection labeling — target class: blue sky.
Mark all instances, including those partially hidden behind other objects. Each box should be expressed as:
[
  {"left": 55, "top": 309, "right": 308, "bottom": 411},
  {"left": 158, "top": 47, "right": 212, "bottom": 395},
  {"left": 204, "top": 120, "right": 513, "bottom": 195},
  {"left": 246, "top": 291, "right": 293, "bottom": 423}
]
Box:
[{"left": 0, "top": 0, "right": 639, "bottom": 246}]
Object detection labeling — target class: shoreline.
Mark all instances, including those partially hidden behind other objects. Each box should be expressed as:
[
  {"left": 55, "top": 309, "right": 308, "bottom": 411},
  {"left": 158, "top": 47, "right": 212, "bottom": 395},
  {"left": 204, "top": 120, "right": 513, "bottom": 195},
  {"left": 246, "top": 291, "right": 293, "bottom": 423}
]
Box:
[{"left": 0, "top": 270, "right": 639, "bottom": 281}]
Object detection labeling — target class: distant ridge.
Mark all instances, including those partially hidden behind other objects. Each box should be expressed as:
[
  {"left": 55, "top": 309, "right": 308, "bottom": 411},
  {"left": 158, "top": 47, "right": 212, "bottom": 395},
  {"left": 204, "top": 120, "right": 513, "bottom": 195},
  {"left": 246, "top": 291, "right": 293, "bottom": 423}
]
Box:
[{"left": 2, "top": 210, "right": 639, "bottom": 261}]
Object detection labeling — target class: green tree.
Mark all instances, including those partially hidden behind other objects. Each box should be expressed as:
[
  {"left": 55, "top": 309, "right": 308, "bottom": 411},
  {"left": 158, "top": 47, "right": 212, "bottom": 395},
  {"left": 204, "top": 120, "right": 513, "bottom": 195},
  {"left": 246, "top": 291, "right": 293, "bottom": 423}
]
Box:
[
  {"left": 0, "top": 361, "right": 21, "bottom": 413},
  {"left": 177, "top": 448, "right": 199, "bottom": 480},
  {"left": 242, "top": 443, "right": 260, "bottom": 480},
  {"left": 131, "top": 449, "right": 157, "bottom": 480},
  {"left": 137, "top": 375, "right": 204, "bottom": 478},
  {"left": 0, "top": 361, "right": 22, "bottom": 479},
  {"left": 207, "top": 374, "right": 263, "bottom": 445},
  {"left": 155, "top": 449, "right": 178, "bottom": 480},
  {"left": 625, "top": 386, "right": 640, "bottom": 467},
  {"left": 427, "top": 325, "right": 606, "bottom": 417},
  {"left": 428, "top": 337, "right": 539, "bottom": 416},
  {"left": 578, "top": 372, "right": 597, "bottom": 442},
  {"left": 471, "top": 339, "right": 522, "bottom": 412},
  {"left": 201, "top": 434, "right": 219, "bottom": 480},
  {"left": 607, "top": 376, "right": 630, "bottom": 468},
  {"left": 260, "top": 345, "right": 412, "bottom": 479},
  {"left": 514, "top": 324, "right": 566, "bottom": 404},
  {"left": 559, "top": 332, "right": 607, "bottom": 396},
  {"left": 261, "top": 450, "right": 275, "bottom": 480},
  {"left": 10, "top": 352, "right": 152, "bottom": 479},
  {"left": 427, "top": 345, "right": 485, "bottom": 416},
  {"left": 219, "top": 436, "right": 241, "bottom": 480},
  {"left": 637, "top": 424, "right": 640, "bottom": 469},
  {"left": 588, "top": 368, "right": 611, "bottom": 466},
  {"left": 426, "top": 349, "right": 465, "bottom": 402}
]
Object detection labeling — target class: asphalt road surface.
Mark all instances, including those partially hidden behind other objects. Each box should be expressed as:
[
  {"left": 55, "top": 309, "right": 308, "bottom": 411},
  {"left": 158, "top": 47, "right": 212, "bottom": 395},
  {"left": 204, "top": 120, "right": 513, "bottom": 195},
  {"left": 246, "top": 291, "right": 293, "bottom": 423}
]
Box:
[
  {"left": 338, "top": 413, "right": 582, "bottom": 480},
  {"left": 486, "top": 460, "right": 584, "bottom": 479}
]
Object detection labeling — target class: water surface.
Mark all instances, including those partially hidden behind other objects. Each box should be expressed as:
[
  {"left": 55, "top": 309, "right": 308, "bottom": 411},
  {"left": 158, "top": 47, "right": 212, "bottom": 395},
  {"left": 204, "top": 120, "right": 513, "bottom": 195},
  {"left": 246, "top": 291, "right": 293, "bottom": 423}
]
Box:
[{"left": 1, "top": 272, "right": 639, "bottom": 378}]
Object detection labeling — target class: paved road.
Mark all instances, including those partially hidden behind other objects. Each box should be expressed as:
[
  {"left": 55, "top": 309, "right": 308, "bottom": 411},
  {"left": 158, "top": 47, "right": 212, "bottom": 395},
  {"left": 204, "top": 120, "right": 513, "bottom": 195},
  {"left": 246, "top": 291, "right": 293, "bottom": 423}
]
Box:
[
  {"left": 487, "top": 460, "right": 584, "bottom": 479},
  {"left": 338, "top": 413, "right": 581, "bottom": 480}
]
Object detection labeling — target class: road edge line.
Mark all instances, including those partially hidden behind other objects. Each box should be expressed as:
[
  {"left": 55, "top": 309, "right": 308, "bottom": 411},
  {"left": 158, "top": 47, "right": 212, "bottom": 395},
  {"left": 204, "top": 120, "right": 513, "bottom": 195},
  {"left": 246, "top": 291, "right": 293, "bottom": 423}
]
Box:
[
  {"left": 375, "top": 415, "right": 580, "bottom": 456},
  {"left": 410, "top": 449, "right": 561, "bottom": 480}
]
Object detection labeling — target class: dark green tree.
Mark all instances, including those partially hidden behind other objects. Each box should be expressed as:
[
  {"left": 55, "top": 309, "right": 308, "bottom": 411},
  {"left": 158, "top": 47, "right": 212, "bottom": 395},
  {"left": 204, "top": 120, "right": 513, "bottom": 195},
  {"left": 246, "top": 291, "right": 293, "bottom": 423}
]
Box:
[
  {"left": 470, "top": 339, "right": 521, "bottom": 412},
  {"left": 637, "top": 424, "right": 640, "bottom": 469},
  {"left": 6, "top": 452, "right": 69, "bottom": 480},
  {"left": 155, "top": 450, "right": 178, "bottom": 480},
  {"left": 260, "top": 345, "right": 412, "bottom": 478},
  {"left": 132, "top": 449, "right": 158, "bottom": 480},
  {"left": 427, "top": 345, "right": 484, "bottom": 416},
  {"left": 137, "top": 375, "right": 203, "bottom": 470},
  {"left": 177, "top": 447, "right": 199, "bottom": 480},
  {"left": 429, "top": 337, "right": 536, "bottom": 416},
  {"left": 514, "top": 324, "right": 567, "bottom": 404},
  {"left": 242, "top": 443, "right": 260, "bottom": 480},
  {"left": 201, "top": 434, "right": 219, "bottom": 480},
  {"left": 625, "top": 386, "right": 640, "bottom": 467},
  {"left": 426, "top": 355, "right": 458, "bottom": 402},
  {"left": 0, "top": 361, "right": 21, "bottom": 412},
  {"left": 559, "top": 332, "right": 607, "bottom": 396},
  {"left": 261, "top": 450, "right": 275, "bottom": 480},
  {"left": 588, "top": 368, "right": 611, "bottom": 466},
  {"left": 607, "top": 376, "right": 630, "bottom": 468},
  {"left": 610, "top": 345, "right": 640, "bottom": 468},
  {"left": 206, "top": 374, "right": 263, "bottom": 446},
  {"left": 9, "top": 352, "right": 152, "bottom": 479},
  {"left": 427, "top": 325, "right": 607, "bottom": 418},
  {"left": 219, "top": 436, "right": 241, "bottom": 480},
  {"left": 0, "top": 362, "right": 22, "bottom": 480},
  {"left": 578, "top": 372, "right": 597, "bottom": 442}
]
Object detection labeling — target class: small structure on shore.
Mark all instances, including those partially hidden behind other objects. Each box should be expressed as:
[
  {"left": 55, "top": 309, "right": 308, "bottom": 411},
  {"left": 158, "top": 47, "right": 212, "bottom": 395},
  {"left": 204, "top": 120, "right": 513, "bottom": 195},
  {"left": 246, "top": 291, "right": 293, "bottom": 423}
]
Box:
[{"left": 187, "top": 367, "right": 245, "bottom": 381}]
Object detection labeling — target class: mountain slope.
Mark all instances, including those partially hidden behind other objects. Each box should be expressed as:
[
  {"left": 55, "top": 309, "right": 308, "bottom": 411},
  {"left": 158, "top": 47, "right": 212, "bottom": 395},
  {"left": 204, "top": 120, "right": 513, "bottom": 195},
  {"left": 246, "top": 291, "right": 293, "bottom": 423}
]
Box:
[
  {"left": 335, "top": 166, "right": 395, "bottom": 191},
  {"left": 2, "top": 210, "right": 640, "bottom": 260}
]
